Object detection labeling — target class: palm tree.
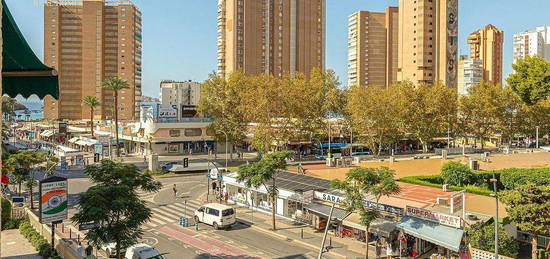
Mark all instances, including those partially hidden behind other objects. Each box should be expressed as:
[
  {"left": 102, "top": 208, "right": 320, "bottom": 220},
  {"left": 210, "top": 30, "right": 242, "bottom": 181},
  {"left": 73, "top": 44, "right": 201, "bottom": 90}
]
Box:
[
  {"left": 332, "top": 167, "right": 401, "bottom": 259},
  {"left": 102, "top": 77, "right": 129, "bottom": 157},
  {"left": 237, "top": 151, "right": 294, "bottom": 231},
  {"left": 82, "top": 96, "right": 101, "bottom": 137}
]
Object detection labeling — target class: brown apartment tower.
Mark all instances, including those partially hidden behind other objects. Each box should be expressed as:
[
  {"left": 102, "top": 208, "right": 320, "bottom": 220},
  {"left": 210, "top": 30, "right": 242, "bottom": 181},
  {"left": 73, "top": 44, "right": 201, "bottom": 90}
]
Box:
[
  {"left": 347, "top": 7, "right": 399, "bottom": 88},
  {"left": 397, "top": 0, "right": 458, "bottom": 88},
  {"left": 467, "top": 24, "right": 504, "bottom": 85},
  {"left": 44, "top": 0, "right": 142, "bottom": 121},
  {"left": 217, "top": 0, "right": 325, "bottom": 78}
]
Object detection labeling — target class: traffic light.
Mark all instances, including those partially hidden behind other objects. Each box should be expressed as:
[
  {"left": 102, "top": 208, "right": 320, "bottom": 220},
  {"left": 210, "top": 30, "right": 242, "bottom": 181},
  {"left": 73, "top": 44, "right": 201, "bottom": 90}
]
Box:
[
  {"left": 212, "top": 182, "right": 217, "bottom": 190},
  {"left": 183, "top": 158, "right": 189, "bottom": 168}
]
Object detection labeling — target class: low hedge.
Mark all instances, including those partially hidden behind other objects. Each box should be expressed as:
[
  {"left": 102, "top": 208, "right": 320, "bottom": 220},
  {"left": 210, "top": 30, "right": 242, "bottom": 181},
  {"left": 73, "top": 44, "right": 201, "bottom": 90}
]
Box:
[
  {"left": 399, "top": 175, "right": 494, "bottom": 196},
  {"left": 18, "top": 221, "right": 56, "bottom": 258},
  {"left": 495, "top": 168, "right": 550, "bottom": 190},
  {"left": 400, "top": 167, "right": 550, "bottom": 196}
]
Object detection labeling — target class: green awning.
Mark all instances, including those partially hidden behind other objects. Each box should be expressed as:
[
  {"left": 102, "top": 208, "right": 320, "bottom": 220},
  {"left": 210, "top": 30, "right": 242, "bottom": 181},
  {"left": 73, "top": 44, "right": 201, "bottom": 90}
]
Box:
[{"left": 2, "top": 0, "right": 59, "bottom": 99}]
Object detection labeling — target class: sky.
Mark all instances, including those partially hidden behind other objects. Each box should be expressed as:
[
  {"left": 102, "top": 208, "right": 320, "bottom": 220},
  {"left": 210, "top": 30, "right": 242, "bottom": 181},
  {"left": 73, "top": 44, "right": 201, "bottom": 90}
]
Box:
[{"left": 7, "top": 0, "right": 550, "bottom": 99}]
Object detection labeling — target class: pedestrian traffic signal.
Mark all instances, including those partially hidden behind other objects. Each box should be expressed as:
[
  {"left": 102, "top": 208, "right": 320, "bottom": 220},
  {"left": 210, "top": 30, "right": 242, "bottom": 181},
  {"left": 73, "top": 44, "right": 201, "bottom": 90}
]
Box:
[
  {"left": 212, "top": 182, "right": 217, "bottom": 190},
  {"left": 183, "top": 158, "right": 189, "bottom": 168}
]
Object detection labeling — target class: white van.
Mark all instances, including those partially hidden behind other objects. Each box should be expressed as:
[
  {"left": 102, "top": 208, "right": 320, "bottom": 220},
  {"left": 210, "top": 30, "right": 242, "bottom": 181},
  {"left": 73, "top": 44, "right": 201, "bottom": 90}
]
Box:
[
  {"left": 124, "top": 244, "right": 164, "bottom": 259},
  {"left": 194, "top": 203, "right": 236, "bottom": 229}
]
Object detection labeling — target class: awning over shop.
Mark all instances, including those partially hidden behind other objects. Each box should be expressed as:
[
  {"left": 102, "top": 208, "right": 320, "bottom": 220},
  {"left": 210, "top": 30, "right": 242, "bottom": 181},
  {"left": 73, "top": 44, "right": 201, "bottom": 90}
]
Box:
[
  {"left": 75, "top": 140, "right": 93, "bottom": 146},
  {"left": 40, "top": 130, "right": 54, "bottom": 137},
  {"left": 304, "top": 202, "right": 350, "bottom": 221},
  {"left": 342, "top": 213, "right": 398, "bottom": 237},
  {"left": 2, "top": 0, "right": 59, "bottom": 99},
  {"left": 68, "top": 137, "right": 80, "bottom": 144},
  {"left": 397, "top": 216, "right": 464, "bottom": 252}
]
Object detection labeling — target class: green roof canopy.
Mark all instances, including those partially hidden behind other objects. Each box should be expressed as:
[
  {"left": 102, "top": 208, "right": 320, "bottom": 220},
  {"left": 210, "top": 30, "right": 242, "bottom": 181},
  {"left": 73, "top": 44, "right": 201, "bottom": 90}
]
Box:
[{"left": 2, "top": 0, "right": 59, "bottom": 99}]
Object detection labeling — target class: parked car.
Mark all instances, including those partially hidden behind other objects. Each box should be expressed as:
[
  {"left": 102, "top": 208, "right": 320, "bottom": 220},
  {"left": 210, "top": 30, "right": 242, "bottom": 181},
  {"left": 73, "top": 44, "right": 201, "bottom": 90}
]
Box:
[
  {"left": 101, "top": 243, "right": 126, "bottom": 258},
  {"left": 194, "top": 203, "right": 236, "bottom": 230},
  {"left": 125, "top": 244, "right": 164, "bottom": 259}
]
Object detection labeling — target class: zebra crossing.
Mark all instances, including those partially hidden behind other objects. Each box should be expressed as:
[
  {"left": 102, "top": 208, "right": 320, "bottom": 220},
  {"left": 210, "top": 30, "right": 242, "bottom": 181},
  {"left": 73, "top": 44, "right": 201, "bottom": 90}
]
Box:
[{"left": 144, "top": 199, "right": 204, "bottom": 228}]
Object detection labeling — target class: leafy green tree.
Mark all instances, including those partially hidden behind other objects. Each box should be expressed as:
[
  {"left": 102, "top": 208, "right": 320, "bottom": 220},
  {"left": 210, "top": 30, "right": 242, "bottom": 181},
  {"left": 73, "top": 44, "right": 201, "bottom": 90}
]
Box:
[
  {"left": 346, "top": 85, "right": 404, "bottom": 156},
  {"left": 199, "top": 72, "right": 250, "bottom": 157},
  {"left": 468, "top": 222, "right": 519, "bottom": 258},
  {"left": 440, "top": 161, "right": 475, "bottom": 187},
  {"left": 6, "top": 151, "right": 48, "bottom": 209},
  {"left": 506, "top": 56, "right": 550, "bottom": 105},
  {"left": 517, "top": 99, "right": 550, "bottom": 140},
  {"left": 496, "top": 86, "right": 524, "bottom": 146},
  {"left": 398, "top": 82, "right": 458, "bottom": 153},
  {"left": 82, "top": 96, "right": 101, "bottom": 137},
  {"left": 237, "top": 151, "right": 294, "bottom": 231},
  {"left": 331, "top": 167, "right": 401, "bottom": 259},
  {"left": 1, "top": 96, "right": 16, "bottom": 121},
  {"left": 459, "top": 82, "right": 506, "bottom": 149},
  {"left": 500, "top": 183, "right": 550, "bottom": 259},
  {"left": 102, "top": 77, "right": 129, "bottom": 157},
  {"left": 72, "top": 160, "right": 161, "bottom": 259}
]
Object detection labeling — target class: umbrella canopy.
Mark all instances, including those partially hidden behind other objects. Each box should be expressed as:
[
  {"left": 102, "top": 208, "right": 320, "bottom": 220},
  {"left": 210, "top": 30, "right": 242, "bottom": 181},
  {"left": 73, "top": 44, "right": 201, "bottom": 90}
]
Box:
[{"left": 2, "top": 0, "right": 59, "bottom": 99}]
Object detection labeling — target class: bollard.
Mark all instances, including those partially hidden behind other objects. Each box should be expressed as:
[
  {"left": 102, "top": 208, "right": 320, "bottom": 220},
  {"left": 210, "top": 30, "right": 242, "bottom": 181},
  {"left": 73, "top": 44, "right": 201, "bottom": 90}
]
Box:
[
  {"left": 329, "top": 237, "right": 332, "bottom": 247},
  {"left": 62, "top": 224, "right": 65, "bottom": 233},
  {"left": 69, "top": 228, "right": 72, "bottom": 239},
  {"left": 77, "top": 234, "right": 80, "bottom": 244},
  {"left": 194, "top": 222, "right": 199, "bottom": 231},
  {"left": 301, "top": 228, "right": 304, "bottom": 239}
]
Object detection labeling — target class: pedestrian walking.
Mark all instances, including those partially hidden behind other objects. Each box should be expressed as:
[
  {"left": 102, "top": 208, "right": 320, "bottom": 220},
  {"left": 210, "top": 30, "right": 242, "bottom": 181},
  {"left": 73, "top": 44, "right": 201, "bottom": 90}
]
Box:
[
  {"left": 376, "top": 240, "right": 382, "bottom": 259},
  {"left": 172, "top": 184, "right": 178, "bottom": 198},
  {"left": 386, "top": 241, "right": 393, "bottom": 259}
]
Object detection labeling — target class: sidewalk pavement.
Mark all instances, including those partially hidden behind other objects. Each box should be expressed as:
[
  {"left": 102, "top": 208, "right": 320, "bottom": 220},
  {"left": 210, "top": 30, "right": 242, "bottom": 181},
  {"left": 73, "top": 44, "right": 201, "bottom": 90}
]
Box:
[
  {"left": 233, "top": 205, "right": 372, "bottom": 259},
  {"left": 1, "top": 229, "right": 42, "bottom": 259}
]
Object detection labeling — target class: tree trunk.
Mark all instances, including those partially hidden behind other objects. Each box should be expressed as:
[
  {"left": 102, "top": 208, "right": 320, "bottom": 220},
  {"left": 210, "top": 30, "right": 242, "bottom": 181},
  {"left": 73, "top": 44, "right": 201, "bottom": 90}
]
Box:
[
  {"left": 532, "top": 236, "right": 538, "bottom": 259},
  {"left": 18, "top": 182, "right": 21, "bottom": 195},
  {"left": 114, "top": 92, "right": 120, "bottom": 157},
  {"left": 271, "top": 176, "right": 277, "bottom": 231},
  {"left": 116, "top": 240, "right": 121, "bottom": 259},
  {"left": 480, "top": 137, "right": 485, "bottom": 150},
  {"left": 90, "top": 108, "right": 94, "bottom": 137},
  {"left": 29, "top": 172, "right": 34, "bottom": 209},
  {"left": 365, "top": 229, "right": 370, "bottom": 259},
  {"left": 420, "top": 139, "right": 428, "bottom": 153}
]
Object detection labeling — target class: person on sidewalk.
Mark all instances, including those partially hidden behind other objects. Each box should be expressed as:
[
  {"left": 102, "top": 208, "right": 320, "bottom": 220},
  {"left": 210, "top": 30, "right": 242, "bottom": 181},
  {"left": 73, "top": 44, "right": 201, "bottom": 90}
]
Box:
[
  {"left": 386, "top": 241, "right": 393, "bottom": 259},
  {"left": 172, "top": 184, "right": 178, "bottom": 198},
  {"left": 376, "top": 240, "right": 383, "bottom": 259}
]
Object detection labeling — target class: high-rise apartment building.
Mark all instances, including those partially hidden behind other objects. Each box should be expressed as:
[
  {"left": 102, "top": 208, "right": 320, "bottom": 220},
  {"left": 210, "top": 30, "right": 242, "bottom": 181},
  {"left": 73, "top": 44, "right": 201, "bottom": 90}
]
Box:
[
  {"left": 44, "top": 0, "right": 142, "bottom": 121},
  {"left": 397, "top": 0, "right": 458, "bottom": 88},
  {"left": 467, "top": 24, "right": 503, "bottom": 84},
  {"left": 160, "top": 80, "right": 201, "bottom": 117},
  {"left": 457, "top": 57, "right": 483, "bottom": 96},
  {"left": 347, "top": 7, "right": 398, "bottom": 88},
  {"left": 513, "top": 26, "right": 550, "bottom": 62},
  {"left": 217, "top": 0, "right": 325, "bottom": 78}
]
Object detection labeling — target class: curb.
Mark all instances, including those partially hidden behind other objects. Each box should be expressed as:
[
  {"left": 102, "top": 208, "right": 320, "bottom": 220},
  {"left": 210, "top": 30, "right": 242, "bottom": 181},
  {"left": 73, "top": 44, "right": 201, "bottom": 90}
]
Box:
[{"left": 238, "top": 219, "right": 347, "bottom": 259}]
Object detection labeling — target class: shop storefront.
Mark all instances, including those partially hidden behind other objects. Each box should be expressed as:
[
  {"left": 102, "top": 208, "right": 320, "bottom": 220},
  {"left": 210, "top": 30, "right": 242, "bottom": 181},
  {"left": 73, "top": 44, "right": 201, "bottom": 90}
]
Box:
[{"left": 396, "top": 206, "right": 465, "bottom": 259}]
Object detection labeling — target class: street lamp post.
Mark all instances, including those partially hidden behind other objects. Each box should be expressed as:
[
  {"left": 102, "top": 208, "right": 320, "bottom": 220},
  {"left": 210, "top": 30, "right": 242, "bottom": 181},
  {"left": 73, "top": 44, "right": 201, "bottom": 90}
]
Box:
[
  {"left": 490, "top": 174, "right": 499, "bottom": 259},
  {"left": 536, "top": 126, "right": 539, "bottom": 149}
]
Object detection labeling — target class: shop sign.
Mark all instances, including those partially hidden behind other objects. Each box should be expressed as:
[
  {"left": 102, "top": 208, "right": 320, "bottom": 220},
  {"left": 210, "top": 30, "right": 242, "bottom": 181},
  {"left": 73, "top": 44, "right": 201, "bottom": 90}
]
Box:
[
  {"left": 450, "top": 191, "right": 465, "bottom": 214},
  {"left": 39, "top": 177, "right": 68, "bottom": 224},
  {"left": 406, "top": 206, "right": 462, "bottom": 228},
  {"left": 314, "top": 191, "right": 343, "bottom": 204},
  {"left": 158, "top": 105, "right": 177, "bottom": 119},
  {"left": 364, "top": 200, "right": 404, "bottom": 216}
]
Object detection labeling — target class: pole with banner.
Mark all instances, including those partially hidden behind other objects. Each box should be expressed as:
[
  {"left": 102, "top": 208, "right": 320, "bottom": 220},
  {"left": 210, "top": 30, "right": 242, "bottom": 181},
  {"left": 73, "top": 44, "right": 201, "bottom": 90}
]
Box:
[{"left": 39, "top": 176, "right": 68, "bottom": 252}]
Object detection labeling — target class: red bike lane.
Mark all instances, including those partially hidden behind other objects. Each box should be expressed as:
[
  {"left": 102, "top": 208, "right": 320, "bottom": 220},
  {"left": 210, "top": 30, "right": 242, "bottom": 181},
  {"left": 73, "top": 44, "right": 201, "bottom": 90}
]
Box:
[{"left": 158, "top": 224, "right": 263, "bottom": 259}]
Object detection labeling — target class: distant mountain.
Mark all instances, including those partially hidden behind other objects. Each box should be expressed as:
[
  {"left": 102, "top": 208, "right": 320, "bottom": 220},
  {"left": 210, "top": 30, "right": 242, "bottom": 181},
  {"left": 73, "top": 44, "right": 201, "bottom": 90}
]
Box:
[{"left": 142, "top": 95, "right": 160, "bottom": 102}]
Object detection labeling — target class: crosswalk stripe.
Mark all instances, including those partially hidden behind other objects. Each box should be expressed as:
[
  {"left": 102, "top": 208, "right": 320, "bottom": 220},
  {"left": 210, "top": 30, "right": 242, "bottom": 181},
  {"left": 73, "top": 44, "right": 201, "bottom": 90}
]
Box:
[
  {"left": 165, "top": 204, "right": 195, "bottom": 214},
  {"left": 147, "top": 217, "right": 164, "bottom": 226},
  {"left": 154, "top": 207, "right": 185, "bottom": 221},
  {"left": 170, "top": 202, "right": 200, "bottom": 211},
  {"left": 151, "top": 208, "right": 178, "bottom": 222}
]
